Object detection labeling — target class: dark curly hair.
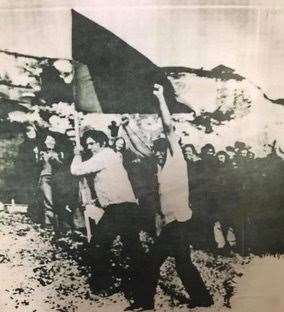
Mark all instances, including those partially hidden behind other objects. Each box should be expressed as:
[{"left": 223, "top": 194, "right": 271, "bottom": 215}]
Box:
[{"left": 81, "top": 129, "right": 109, "bottom": 150}]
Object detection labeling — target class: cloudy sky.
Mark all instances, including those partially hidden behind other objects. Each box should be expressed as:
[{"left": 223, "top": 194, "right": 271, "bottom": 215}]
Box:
[{"left": 0, "top": 0, "right": 284, "bottom": 98}]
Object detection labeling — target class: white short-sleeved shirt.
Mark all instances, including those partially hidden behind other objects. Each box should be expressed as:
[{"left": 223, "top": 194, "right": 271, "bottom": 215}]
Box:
[
  {"left": 157, "top": 134, "right": 192, "bottom": 225},
  {"left": 71, "top": 148, "right": 137, "bottom": 208}
]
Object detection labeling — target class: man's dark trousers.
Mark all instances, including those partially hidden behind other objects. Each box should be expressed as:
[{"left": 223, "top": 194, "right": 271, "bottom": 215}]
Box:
[
  {"left": 135, "top": 220, "right": 212, "bottom": 306},
  {"left": 89, "top": 202, "right": 144, "bottom": 299}
]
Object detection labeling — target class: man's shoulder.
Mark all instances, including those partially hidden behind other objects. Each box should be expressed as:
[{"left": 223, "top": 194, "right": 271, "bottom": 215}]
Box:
[
  {"left": 94, "top": 147, "right": 112, "bottom": 155},
  {"left": 96, "top": 148, "right": 120, "bottom": 162}
]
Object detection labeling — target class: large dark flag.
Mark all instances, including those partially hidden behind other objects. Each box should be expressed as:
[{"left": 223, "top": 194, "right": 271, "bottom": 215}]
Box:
[{"left": 72, "top": 10, "right": 166, "bottom": 114}]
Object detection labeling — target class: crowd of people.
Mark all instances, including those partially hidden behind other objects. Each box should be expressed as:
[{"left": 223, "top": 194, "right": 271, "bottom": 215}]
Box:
[
  {"left": 6, "top": 83, "right": 284, "bottom": 310},
  {"left": 10, "top": 125, "right": 77, "bottom": 233},
  {"left": 182, "top": 141, "right": 284, "bottom": 255}
]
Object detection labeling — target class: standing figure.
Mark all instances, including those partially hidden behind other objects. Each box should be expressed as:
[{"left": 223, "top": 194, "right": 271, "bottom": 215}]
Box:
[
  {"left": 114, "top": 136, "right": 159, "bottom": 235},
  {"left": 234, "top": 145, "right": 254, "bottom": 255},
  {"left": 213, "top": 151, "right": 237, "bottom": 254},
  {"left": 181, "top": 144, "right": 202, "bottom": 247},
  {"left": 70, "top": 130, "right": 144, "bottom": 299},
  {"left": 52, "top": 134, "right": 79, "bottom": 232},
  {"left": 38, "top": 133, "right": 64, "bottom": 231},
  {"left": 194, "top": 143, "right": 218, "bottom": 250},
  {"left": 124, "top": 83, "right": 213, "bottom": 310},
  {"left": 14, "top": 124, "right": 40, "bottom": 223},
  {"left": 182, "top": 143, "right": 200, "bottom": 201},
  {"left": 182, "top": 144, "right": 200, "bottom": 164}
]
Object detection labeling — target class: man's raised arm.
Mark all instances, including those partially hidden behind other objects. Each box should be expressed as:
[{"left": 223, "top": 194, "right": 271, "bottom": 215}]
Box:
[{"left": 153, "top": 83, "right": 177, "bottom": 154}]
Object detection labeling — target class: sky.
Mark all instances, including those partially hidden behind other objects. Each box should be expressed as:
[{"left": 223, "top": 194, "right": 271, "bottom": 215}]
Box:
[{"left": 0, "top": 0, "right": 284, "bottom": 98}]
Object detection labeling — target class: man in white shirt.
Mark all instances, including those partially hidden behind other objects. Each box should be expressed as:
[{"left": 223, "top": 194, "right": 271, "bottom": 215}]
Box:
[
  {"left": 70, "top": 129, "right": 143, "bottom": 297},
  {"left": 123, "top": 84, "right": 213, "bottom": 311}
]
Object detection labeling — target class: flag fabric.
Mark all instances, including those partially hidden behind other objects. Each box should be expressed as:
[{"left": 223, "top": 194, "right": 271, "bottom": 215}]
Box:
[
  {"left": 73, "top": 62, "right": 102, "bottom": 113},
  {"left": 72, "top": 9, "right": 164, "bottom": 114}
]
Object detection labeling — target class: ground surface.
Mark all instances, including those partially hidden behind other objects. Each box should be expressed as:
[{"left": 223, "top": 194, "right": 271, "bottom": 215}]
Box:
[{"left": 0, "top": 211, "right": 283, "bottom": 312}]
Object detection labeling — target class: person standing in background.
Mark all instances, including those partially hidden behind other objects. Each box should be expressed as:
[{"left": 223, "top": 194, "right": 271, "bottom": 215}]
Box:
[
  {"left": 38, "top": 133, "right": 64, "bottom": 232},
  {"left": 13, "top": 124, "right": 41, "bottom": 223},
  {"left": 213, "top": 151, "right": 237, "bottom": 254},
  {"left": 114, "top": 135, "right": 159, "bottom": 236},
  {"left": 194, "top": 144, "right": 218, "bottom": 250}
]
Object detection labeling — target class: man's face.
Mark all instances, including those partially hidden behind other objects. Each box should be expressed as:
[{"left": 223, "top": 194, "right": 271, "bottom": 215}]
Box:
[
  {"left": 183, "top": 147, "right": 194, "bottom": 161},
  {"left": 44, "top": 135, "right": 56, "bottom": 150},
  {"left": 249, "top": 152, "right": 255, "bottom": 160},
  {"left": 86, "top": 137, "right": 101, "bottom": 154},
  {"left": 240, "top": 149, "right": 248, "bottom": 158},
  {"left": 207, "top": 148, "right": 215, "bottom": 156},
  {"left": 218, "top": 154, "right": 226, "bottom": 163}
]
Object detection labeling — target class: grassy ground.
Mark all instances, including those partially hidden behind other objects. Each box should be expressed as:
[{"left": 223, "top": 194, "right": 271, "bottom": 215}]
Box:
[{"left": 0, "top": 211, "right": 282, "bottom": 312}]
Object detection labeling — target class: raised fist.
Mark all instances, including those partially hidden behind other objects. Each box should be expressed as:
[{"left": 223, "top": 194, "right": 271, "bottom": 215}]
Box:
[{"left": 153, "top": 83, "right": 164, "bottom": 98}]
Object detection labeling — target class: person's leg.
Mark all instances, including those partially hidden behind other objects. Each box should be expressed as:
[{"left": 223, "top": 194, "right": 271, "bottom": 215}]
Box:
[
  {"left": 39, "top": 175, "right": 57, "bottom": 229},
  {"left": 111, "top": 203, "right": 148, "bottom": 304},
  {"left": 120, "top": 231, "right": 145, "bottom": 302},
  {"left": 52, "top": 189, "right": 65, "bottom": 234},
  {"left": 53, "top": 192, "right": 72, "bottom": 234},
  {"left": 227, "top": 226, "right": 237, "bottom": 248},
  {"left": 88, "top": 207, "right": 118, "bottom": 293},
  {"left": 124, "top": 223, "right": 169, "bottom": 311},
  {"left": 133, "top": 225, "right": 170, "bottom": 310},
  {"left": 173, "top": 221, "right": 214, "bottom": 307},
  {"left": 213, "top": 221, "right": 226, "bottom": 249},
  {"left": 26, "top": 180, "right": 39, "bottom": 222}
]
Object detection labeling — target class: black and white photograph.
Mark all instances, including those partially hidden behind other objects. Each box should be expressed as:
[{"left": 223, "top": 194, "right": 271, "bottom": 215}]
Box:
[{"left": 0, "top": 1, "right": 283, "bottom": 311}]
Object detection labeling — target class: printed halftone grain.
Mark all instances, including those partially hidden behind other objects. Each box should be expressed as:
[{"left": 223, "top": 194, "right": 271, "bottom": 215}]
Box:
[{"left": 0, "top": 211, "right": 258, "bottom": 312}]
